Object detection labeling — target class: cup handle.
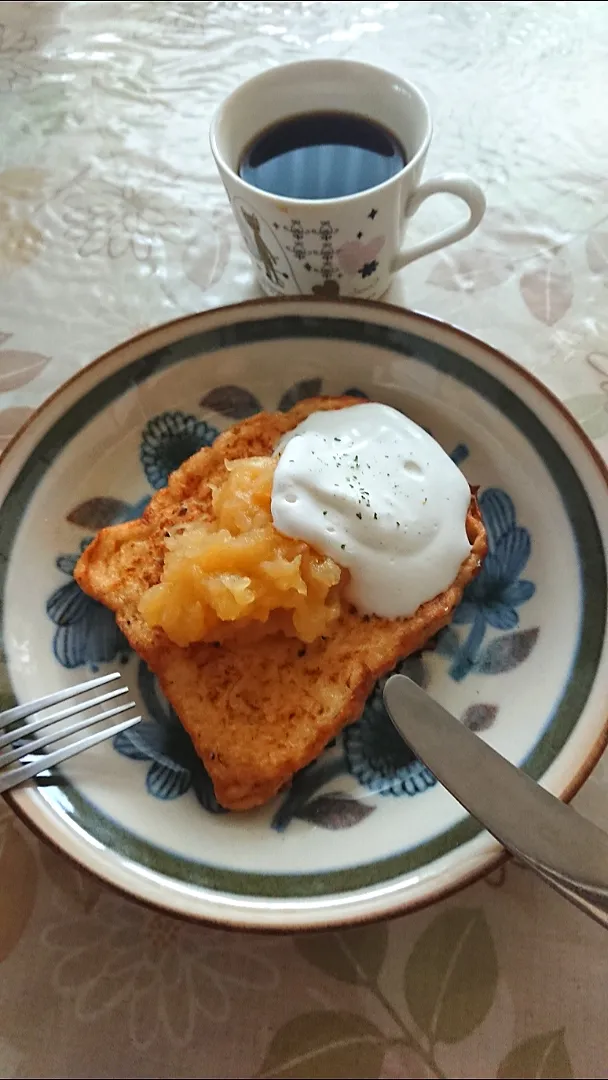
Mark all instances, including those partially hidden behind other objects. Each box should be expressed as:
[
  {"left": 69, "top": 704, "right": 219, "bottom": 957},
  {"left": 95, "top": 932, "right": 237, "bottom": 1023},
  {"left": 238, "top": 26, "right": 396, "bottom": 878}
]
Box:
[{"left": 391, "top": 174, "right": 486, "bottom": 271}]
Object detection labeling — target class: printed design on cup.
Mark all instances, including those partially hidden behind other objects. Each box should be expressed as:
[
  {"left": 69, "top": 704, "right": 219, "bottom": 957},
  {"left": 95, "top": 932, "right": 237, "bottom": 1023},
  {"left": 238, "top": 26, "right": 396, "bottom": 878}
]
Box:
[
  {"left": 337, "top": 235, "right": 385, "bottom": 279},
  {"left": 312, "top": 279, "right": 341, "bottom": 298},
  {"left": 233, "top": 198, "right": 296, "bottom": 295},
  {"left": 242, "top": 209, "right": 281, "bottom": 284},
  {"left": 235, "top": 202, "right": 387, "bottom": 297},
  {"left": 274, "top": 219, "right": 342, "bottom": 292}
]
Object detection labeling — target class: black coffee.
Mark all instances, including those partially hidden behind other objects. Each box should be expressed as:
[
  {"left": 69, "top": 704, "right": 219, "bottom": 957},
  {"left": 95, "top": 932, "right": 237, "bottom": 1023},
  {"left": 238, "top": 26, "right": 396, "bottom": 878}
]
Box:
[{"left": 238, "top": 111, "right": 406, "bottom": 200}]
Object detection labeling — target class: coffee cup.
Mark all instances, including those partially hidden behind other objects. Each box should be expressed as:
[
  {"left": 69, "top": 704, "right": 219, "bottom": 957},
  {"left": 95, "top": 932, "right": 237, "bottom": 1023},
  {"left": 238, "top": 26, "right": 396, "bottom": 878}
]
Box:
[{"left": 210, "top": 59, "right": 485, "bottom": 300}]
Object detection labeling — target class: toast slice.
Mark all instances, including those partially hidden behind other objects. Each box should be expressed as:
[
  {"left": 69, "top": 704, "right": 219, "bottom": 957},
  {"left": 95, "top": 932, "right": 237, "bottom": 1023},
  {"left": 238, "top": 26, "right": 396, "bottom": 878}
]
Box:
[{"left": 75, "top": 396, "right": 487, "bottom": 810}]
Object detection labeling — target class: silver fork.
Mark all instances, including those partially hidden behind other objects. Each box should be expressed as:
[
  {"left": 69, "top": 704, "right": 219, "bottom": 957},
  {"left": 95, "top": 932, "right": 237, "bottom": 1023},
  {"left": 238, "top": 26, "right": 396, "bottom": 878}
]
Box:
[{"left": 0, "top": 671, "right": 141, "bottom": 795}]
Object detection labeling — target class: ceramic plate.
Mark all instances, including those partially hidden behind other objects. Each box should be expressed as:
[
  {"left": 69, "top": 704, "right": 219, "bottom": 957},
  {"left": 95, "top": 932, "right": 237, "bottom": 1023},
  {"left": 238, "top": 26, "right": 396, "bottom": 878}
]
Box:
[{"left": 2, "top": 298, "right": 608, "bottom": 930}]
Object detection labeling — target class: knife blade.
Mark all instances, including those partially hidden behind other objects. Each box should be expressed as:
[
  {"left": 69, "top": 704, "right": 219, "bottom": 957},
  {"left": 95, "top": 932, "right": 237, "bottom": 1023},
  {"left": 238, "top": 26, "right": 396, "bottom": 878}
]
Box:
[{"left": 383, "top": 674, "right": 608, "bottom": 927}]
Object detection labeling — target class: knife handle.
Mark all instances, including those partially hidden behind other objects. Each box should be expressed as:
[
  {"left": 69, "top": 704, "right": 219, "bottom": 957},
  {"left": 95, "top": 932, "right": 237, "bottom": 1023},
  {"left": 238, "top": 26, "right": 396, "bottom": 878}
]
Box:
[
  {"left": 383, "top": 675, "right": 608, "bottom": 930},
  {"left": 531, "top": 865, "right": 608, "bottom": 927}
]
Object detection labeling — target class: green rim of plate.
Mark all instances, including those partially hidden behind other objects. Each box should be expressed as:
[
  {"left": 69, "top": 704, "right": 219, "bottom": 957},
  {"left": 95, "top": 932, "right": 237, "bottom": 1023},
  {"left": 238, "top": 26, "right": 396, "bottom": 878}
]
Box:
[{"left": 1, "top": 313, "right": 605, "bottom": 899}]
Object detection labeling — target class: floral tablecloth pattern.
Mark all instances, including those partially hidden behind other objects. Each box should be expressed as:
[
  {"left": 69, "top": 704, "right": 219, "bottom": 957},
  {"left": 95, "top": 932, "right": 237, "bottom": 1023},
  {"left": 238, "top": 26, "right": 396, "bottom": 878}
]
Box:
[{"left": 1, "top": 2, "right": 608, "bottom": 1077}]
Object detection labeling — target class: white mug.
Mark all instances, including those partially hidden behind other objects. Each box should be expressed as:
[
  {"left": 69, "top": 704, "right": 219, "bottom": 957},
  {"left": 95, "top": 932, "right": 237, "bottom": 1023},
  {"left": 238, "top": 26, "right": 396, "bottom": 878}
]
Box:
[{"left": 210, "top": 59, "right": 486, "bottom": 301}]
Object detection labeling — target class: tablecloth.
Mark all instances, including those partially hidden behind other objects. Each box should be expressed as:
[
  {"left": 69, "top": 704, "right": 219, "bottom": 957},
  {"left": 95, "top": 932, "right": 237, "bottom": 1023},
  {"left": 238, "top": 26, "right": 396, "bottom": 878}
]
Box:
[{"left": 1, "top": 2, "right": 608, "bottom": 1077}]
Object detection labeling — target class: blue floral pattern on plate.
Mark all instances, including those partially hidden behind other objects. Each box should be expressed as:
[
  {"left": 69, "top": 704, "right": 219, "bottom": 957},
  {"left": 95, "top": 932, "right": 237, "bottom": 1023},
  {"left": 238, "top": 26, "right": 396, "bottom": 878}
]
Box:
[
  {"left": 140, "top": 411, "right": 218, "bottom": 490},
  {"left": 46, "top": 385, "right": 538, "bottom": 830},
  {"left": 114, "top": 661, "right": 224, "bottom": 812},
  {"left": 343, "top": 657, "right": 436, "bottom": 797},
  {"left": 46, "top": 538, "right": 131, "bottom": 670},
  {"left": 46, "top": 411, "right": 219, "bottom": 668},
  {"left": 435, "top": 488, "right": 537, "bottom": 682}
]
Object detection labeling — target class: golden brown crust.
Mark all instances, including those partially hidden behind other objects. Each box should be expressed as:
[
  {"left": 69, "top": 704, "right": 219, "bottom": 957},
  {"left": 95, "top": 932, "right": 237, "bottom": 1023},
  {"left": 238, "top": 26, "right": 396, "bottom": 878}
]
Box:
[{"left": 75, "top": 396, "right": 487, "bottom": 810}]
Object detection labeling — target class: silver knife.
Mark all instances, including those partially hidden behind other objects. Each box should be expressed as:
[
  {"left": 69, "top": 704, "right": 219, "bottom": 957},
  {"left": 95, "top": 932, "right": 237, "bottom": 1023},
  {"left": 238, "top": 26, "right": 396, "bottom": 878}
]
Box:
[{"left": 383, "top": 674, "right": 608, "bottom": 928}]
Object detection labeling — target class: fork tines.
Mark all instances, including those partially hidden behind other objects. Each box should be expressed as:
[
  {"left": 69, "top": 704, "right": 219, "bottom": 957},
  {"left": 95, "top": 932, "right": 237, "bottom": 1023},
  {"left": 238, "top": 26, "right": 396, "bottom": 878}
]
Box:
[{"left": 0, "top": 671, "right": 140, "bottom": 795}]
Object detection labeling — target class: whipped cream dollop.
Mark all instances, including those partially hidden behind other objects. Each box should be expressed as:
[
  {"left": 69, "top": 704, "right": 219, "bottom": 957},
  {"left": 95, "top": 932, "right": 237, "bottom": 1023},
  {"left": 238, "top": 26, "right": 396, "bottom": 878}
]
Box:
[{"left": 271, "top": 403, "right": 471, "bottom": 619}]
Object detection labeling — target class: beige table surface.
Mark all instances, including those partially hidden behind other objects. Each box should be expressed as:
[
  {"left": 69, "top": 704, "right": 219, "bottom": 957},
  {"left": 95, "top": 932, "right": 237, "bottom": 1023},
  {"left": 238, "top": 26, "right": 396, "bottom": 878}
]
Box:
[{"left": 1, "top": 2, "right": 608, "bottom": 1077}]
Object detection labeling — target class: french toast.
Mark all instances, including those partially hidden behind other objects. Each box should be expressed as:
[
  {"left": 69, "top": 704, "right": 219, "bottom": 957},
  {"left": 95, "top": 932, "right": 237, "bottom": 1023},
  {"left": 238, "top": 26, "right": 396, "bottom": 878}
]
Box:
[{"left": 75, "top": 396, "right": 487, "bottom": 810}]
